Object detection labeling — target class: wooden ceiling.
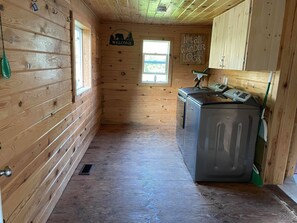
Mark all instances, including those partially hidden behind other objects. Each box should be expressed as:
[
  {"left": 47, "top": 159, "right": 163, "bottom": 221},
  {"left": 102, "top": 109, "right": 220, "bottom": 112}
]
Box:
[{"left": 83, "top": 0, "right": 244, "bottom": 25}]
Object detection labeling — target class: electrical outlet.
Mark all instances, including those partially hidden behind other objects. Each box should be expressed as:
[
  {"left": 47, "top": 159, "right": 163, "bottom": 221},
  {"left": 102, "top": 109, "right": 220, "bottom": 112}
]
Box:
[{"left": 223, "top": 76, "right": 228, "bottom": 85}]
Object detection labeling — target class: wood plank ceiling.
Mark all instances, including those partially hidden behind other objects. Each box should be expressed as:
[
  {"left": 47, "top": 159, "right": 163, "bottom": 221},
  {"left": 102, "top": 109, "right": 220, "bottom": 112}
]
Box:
[{"left": 83, "top": 0, "right": 244, "bottom": 25}]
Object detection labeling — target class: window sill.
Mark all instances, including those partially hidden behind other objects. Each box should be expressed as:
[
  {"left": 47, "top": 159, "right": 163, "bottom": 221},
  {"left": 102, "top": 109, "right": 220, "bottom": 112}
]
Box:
[
  {"left": 72, "top": 86, "right": 91, "bottom": 102},
  {"left": 138, "top": 82, "right": 171, "bottom": 87}
]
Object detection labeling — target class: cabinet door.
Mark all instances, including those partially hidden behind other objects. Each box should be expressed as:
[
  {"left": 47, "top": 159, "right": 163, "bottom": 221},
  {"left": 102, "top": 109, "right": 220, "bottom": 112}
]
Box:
[
  {"left": 245, "top": 0, "right": 285, "bottom": 71},
  {"left": 227, "top": 0, "right": 251, "bottom": 70},
  {"left": 209, "top": 0, "right": 251, "bottom": 70},
  {"left": 209, "top": 14, "right": 225, "bottom": 69},
  {"left": 222, "top": 6, "right": 234, "bottom": 69}
]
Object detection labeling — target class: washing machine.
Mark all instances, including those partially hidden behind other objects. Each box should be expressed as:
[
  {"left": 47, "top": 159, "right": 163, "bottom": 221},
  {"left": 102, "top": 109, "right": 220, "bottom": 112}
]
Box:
[
  {"left": 183, "top": 89, "right": 260, "bottom": 182},
  {"left": 176, "top": 83, "right": 228, "bottom": 155}
]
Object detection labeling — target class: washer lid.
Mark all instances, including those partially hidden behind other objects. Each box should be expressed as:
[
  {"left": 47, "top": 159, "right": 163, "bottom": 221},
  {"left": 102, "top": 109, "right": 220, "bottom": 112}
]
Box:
[
  {"left": 189, "top": 94, "right": 236, "bottom": 105},
  {"left": 189, "top": 93, "right": 259, "bottom": 108},
  {"left": 178, "top": 87, "right": 212, "bottom": 98}
]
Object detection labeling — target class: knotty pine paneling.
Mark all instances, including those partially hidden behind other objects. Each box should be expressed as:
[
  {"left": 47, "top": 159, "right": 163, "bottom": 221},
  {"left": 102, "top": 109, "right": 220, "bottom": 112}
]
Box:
[
  {"left": 100, "top": 22, "right": 211, "bottom": 126},
  {"left": 0, "top": 0, "right": 102, "bottom": 222},
  {"left": 262, "top": 0, "right": 297, "bottom": 184}
]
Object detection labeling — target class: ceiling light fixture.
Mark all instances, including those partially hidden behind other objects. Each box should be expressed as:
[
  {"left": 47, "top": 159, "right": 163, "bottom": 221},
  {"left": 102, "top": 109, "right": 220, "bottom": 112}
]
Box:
[{"left": 157, "top": 5, "right": 167, "bottom": 12}]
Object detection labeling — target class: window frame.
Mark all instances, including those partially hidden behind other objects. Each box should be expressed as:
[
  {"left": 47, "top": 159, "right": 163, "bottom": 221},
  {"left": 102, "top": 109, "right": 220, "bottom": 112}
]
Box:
[
  {"left": 74, "top": 25, "right": 84, "bottom": 90},
  {"left": 139, "top": 38, "right": 173, "bottom": 86},
  {"left": 71, "top": 11, "right": 92, "bottom": 102}
]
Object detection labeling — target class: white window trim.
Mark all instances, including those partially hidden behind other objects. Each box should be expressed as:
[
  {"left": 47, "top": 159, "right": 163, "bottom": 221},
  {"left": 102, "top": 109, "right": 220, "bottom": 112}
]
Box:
[
  {"left": 139, "top": 39, "right": 173, "bottom": 86},
  {"left": 71, "top": 12, "right": 92, "bottom": 102},
  {"left": 75, "top": 25, "right": 84, "bottom": 90}
]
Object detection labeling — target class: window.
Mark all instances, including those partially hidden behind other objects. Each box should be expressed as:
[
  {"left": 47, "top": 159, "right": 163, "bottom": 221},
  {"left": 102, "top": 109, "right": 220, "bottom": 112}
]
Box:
[
  {"left": 72, "top": 18, "right": 92, "bottom": 99},
  {"left": 141, "top": 40, "right": 171, "bottom": 84},
  {"left": 75, "top": 26, "right": 83, "bottom": 90}
]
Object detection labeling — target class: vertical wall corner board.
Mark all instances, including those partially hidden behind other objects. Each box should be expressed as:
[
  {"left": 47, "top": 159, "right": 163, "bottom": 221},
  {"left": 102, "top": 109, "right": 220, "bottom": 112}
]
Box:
[{"left": 209, "top": 0, "right": 285, "bottom": 71}]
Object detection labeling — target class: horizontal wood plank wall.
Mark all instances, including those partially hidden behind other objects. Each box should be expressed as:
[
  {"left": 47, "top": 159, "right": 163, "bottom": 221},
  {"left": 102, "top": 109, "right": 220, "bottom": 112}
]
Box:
[
  {"left": 0, "top": 0, "right": 102, "bottom": 222},
  {"left": 100, "top": 22, "right": 211, "bottom": 126}
]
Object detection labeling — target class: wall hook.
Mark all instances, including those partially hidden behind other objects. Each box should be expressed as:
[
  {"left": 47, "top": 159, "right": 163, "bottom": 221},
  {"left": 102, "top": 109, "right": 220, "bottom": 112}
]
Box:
[
  {"left": 26, "top": 63, "right": 32, "bottom": 69},
  {"left": 52, "top": 7, "right": 58, "bottom": 14}
]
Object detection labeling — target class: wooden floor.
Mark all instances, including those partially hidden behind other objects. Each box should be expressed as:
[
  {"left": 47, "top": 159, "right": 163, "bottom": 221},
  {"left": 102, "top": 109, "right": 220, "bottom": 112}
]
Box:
[{"left": 47, "top": 125, "right": 297, "bottom": 223}]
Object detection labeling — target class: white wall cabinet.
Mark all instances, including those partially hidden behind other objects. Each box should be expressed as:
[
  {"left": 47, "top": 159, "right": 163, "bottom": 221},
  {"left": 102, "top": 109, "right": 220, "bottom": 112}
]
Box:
[{"left": 209, "top": 0, "right": 285, "bottom": 71}]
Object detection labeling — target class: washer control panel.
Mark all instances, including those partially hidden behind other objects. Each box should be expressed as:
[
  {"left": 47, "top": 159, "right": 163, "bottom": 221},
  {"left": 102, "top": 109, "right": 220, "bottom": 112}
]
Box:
[
  {"left": 208, "top": 83, "right": 228, "bottom": 92},
  {"left": 223, "top": 89, "right": 252, "bottom": 102}
]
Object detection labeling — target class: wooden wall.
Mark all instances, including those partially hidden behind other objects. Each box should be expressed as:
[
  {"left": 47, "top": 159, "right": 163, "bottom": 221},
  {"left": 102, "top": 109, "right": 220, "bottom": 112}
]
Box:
[
  {"left": 100, "top": 22, "right": 211, "bottom": 126},
  {"left": 262, "top": 0, "right": 297, "bottom": 184},
  {"left": 0, "top": 0, "right": 102, "bottom": 222}
]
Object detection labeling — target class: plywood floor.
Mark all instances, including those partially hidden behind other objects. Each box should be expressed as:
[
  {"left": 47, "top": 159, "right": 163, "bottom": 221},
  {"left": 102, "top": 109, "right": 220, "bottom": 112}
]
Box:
[{"left": 47, "top": 125, "right": 297, "bottom": 223}]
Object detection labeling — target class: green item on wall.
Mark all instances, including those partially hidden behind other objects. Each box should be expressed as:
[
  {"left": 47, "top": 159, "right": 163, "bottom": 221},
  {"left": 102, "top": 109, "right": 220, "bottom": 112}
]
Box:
[{"left": 0, "top": 13, "right": 11, "bottom": 79}]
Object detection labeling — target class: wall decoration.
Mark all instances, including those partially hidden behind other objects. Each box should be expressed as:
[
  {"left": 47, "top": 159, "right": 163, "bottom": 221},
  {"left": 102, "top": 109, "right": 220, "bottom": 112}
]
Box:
[
  {"left": 109, "top": 29, "right": 134, "bottom": 46},
  {"left": 180, "top": 34, "right": 206, "bottom": 65}
]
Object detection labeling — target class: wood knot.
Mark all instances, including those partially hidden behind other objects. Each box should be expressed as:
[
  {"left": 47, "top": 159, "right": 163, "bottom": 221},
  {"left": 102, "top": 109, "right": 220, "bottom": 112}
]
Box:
[
  {"left": 118, "top": 51, "right": 122, "bottom": 54},
  {"left": 120, "top": 72, "right": 126, "bottom": 76},
  {"left": 53, "top": 100, "right": 57, "bottom": 106},
  {"left": 283, "top": 82, "right": 288, "bottom": 88},
  {"left": 18, "top": 101, "right": 23, "bottom": 107},
  {"left": 119, "top": 59, "right": 122, "bottom": 62}
]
